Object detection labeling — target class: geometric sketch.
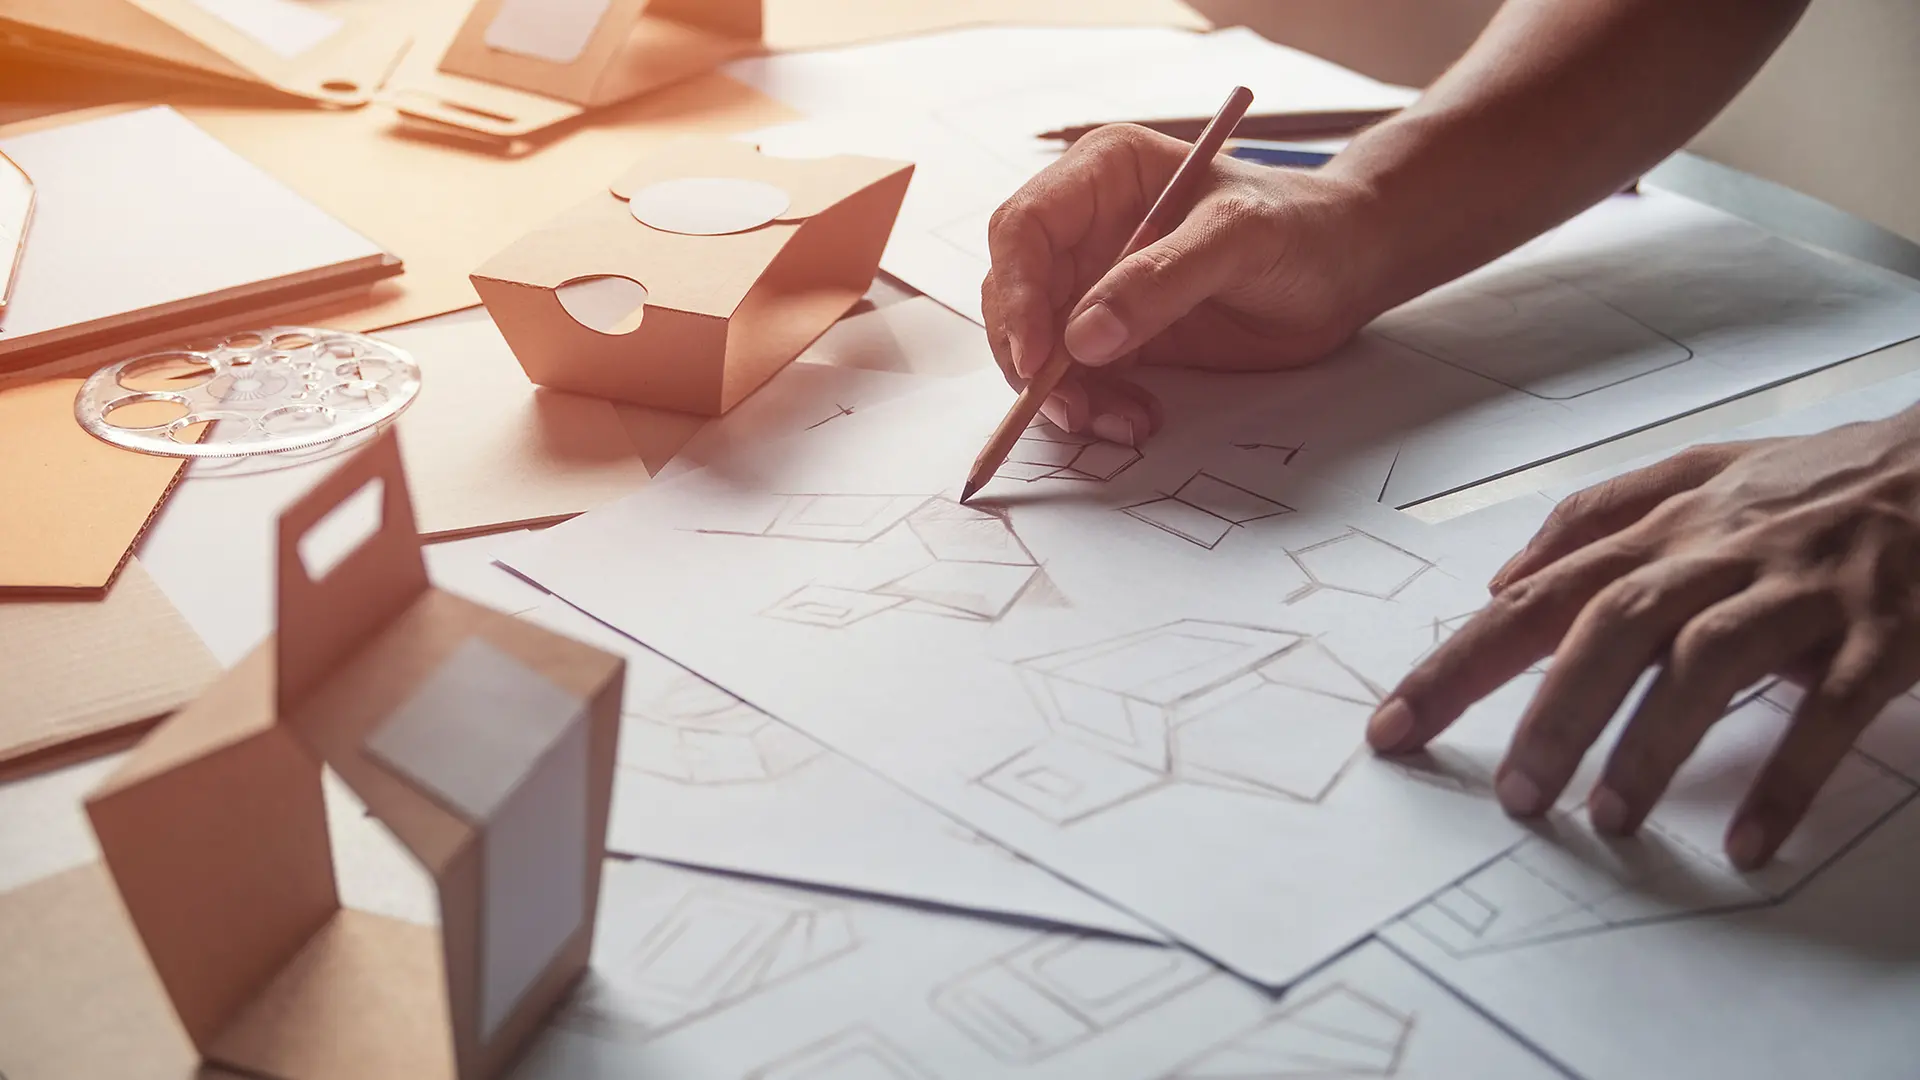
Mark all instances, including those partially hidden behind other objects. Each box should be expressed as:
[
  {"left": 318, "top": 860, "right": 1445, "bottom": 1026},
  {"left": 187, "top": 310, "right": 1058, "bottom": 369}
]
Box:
[
  {"left": 1001, "top": 419, "right": 1143, "bottom": 483},
  {"left": 622, "top": 672, "right": 823, "bottom": 785},
  {"left": 930, "top": 933, "right": 1216, "bottom": 1064},
  {"left": 752, "top": 497, "right": 1050, "bottom": 627},
  {"left": 1402, "top": 746, "right": 1915, "bottom": 957},
  {"left": 747, "top": 1025, "right": 942, "bottom": 1080},
  {"left": 1283, "top": 529, "right": 1434, "bottom": 604},
  {"left": 1413, "top": 609, "right": 1546, "bottom": 677},
  {"left": 976, "top": 620, "right": 1382, "bottom": 825},
  {"left": 1122, "top": 472, "right": 1293, "bottom": 550},
  {"left": 1166, "top": 983, "right": 1414, "bottom": 1078},
  {"left": 1375, "top": 266, "right": 1695, "bottom": 401},
  {"left": 562, "top": 882, "right": 860, "bottom": 1041}
]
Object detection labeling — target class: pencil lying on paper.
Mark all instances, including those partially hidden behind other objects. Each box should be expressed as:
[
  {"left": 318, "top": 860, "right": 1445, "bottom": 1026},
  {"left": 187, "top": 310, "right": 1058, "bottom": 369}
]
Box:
[
  {"left": 1039, "top": 106, "right": 1389, "bottom": 145},
  {"left": 961, "top": 85, "right": 1254, "bottom": 503},
  {"left": 0, "top": 150, "right": 31, "bottom": 318}
]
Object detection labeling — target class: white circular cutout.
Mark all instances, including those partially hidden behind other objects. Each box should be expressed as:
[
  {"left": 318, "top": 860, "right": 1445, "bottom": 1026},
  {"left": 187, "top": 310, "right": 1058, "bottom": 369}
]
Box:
[{"left": 628, "top": 177, "right": 791, "bottom": 236}]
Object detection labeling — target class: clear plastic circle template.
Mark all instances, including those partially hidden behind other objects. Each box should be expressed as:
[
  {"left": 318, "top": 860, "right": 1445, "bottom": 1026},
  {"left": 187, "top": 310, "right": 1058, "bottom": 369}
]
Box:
[{"left": 75, "top": 327, "right": 423, "bottom": 458}]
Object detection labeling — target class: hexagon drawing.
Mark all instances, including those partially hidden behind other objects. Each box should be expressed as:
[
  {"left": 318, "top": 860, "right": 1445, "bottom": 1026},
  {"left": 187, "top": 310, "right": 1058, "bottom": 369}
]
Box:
[
  {"left": 1284, "top": 529, "right": 1433, "bottom": 604},
  {"left": 622, "top": 672, "right": 822, "bottom": 785},
  {"left": 978, "top": 620, "right": 1382, "bottom": 824},
  {"left": 1001, "top": 421, "right": 1143, "bottom": 483},
  {"left": 1122, "top": 473, "right": 1293, "bottom": 550}
]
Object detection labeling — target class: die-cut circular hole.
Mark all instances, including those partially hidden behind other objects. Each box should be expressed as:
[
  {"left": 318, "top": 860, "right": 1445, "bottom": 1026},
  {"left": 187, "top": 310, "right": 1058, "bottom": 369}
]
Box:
[
  {"left": 627, "top": 177, "right": 791, "bottom": 236},
  {"left": 261, "top": 404, "right": 336, "bottom": 436},
  {"left": 225, "top": 332, "right": 265, "bottom": 350},
  {"left": 324, "top": 340, "right": 359, "bottom": 359},
  {"left": 271, "top": 332, "right": 315, "bottom": 350},
  {"left": 321, "top": 381, "right": 389, "bottom": 410},
  {"left": 555, "top": 275, "right": 648, "bottom": 335},
  {"left": 104, "top": 394, "right": 189, "bottom": 429},
  {"left": 321, "top": 79, "right": 359, "bottom": 94},
  {"left": 334, "top": 358, "right": 394, "bottom": 380},
  {"left": 118, "top": 352, "right": 213, "bottom": 392}
]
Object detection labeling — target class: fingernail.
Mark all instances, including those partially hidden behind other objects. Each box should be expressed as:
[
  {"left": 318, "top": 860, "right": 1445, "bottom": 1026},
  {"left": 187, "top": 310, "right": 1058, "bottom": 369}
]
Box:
[
  {"left": 1366, "top": 698, "right": 1413, "bottom": 751},
  {"left": 1496, "top": 769, "right": 1545, "bottom": 817},
  {"left": 1090, "top": 413, "right": 1136, "bottom": 447},
  {"left": 1064, "top": 302, "right": 1128, "bottom": 365},
  {"left": 1726, "top": 818, "right": 1768, "bottom": 870},
  {"left": 1040, "top": 396, "right": 1073, "bottom": 431},
  {"left": 1588, "top": 786, "right": 1630, "bottom": 835}
]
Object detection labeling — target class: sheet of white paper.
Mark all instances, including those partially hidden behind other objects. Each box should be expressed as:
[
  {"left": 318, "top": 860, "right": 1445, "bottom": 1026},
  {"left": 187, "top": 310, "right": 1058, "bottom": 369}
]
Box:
[
  {"left": 520, "top": 599, "right": 1160, "bottom": 941},
  {"left": 0, "top": 107, "right": 384, "bottom": 342},
  {"left": 740, "top": 28, "right": 1415, "bottom": 326},
  {"left": 1382, "top": 692, "right": 1920, "bottom": 1080},
  {"left": 509, "top": 858, "right": 1565, "bottom": 1079},
  {"left": 725, "top": 27, "right": 1202, "bottom": 119},
  {"left": 503, "top": 369, "right": 1538, "bottom": 987},
  {"left": 189, "top": 0, "right": 343, "bottom": 59}
]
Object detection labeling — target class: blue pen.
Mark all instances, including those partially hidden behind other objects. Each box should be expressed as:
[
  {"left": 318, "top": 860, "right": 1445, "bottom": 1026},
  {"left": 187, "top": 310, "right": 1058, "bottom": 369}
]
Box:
[{"left": 1226, "top": 140, "right": 1339, "bottom": 169}]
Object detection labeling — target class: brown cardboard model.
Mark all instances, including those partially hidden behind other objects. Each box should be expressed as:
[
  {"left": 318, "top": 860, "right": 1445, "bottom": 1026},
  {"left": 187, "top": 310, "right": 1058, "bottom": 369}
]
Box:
[
  {"left": 393, "top": 0, "right": 762, "bottom": 141},
  {"left": 0, "top": 0, "right": 410, "bottom": 106},
  {"left": 84, "top": 428, "right": 626, "bottom": 1080},
  {"left": 472, "top": 136, "right": 913, "bottom": 416}
]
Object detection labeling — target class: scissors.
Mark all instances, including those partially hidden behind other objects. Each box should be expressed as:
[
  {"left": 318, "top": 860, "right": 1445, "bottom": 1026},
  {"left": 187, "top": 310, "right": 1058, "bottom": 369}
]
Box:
[{"left": 0, "top": 148, "right": 32, "bottom": 319}]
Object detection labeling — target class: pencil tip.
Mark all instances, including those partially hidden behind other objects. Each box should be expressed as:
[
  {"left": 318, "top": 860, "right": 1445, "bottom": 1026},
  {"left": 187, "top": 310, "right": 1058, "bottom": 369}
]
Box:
[{"left": 959, "top": 479, "right": 983, "bottom": 504}]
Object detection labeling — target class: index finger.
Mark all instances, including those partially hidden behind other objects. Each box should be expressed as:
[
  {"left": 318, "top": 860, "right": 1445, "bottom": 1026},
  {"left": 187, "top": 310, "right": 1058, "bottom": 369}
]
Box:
[
  {"left": 983, "top": 126, "right": 1184, "bottom": 379},
  {"left": 1368, "top": 538, "right": 1654, "bottom": 754}
]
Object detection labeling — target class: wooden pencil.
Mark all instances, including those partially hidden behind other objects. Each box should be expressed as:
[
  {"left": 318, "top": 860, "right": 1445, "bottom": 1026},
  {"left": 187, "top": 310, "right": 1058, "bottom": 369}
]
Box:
[{"left": 961, "top": 85, "right": 1254, "bottom": 503}]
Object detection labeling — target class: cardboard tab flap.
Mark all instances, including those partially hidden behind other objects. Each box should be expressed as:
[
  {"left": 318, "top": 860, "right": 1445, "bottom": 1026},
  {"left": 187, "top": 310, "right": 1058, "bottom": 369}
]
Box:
[{"left": 275, "top": 429, "right": 430, "bottom": 711}]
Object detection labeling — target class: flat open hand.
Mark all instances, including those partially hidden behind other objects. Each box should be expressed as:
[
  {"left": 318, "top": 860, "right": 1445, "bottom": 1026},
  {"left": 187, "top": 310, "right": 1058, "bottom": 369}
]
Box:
[{"left": 1367, "top": 411, "right": 1920, "bottom": 868}]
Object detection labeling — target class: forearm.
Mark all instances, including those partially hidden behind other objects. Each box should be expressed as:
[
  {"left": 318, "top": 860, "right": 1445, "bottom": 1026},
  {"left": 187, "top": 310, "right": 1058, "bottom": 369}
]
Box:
[{"left": 1325, "top": 0, "right": 1808, "bottom": 317}]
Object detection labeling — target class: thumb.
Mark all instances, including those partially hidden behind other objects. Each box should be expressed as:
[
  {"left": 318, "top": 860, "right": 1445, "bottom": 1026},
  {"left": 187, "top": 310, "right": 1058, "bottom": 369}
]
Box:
[{"left": 1062, "top": 205, "right": 1247, "bottom": 367}]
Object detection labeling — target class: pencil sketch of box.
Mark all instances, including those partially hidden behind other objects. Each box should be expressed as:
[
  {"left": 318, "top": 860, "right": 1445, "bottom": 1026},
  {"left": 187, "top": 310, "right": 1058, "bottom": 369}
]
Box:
[
  {"left": 84, "top": 429, "right": 626, "bottom": 1080},
  {"left": 473, "top": 136, "right": 913, "bottom": 416}
]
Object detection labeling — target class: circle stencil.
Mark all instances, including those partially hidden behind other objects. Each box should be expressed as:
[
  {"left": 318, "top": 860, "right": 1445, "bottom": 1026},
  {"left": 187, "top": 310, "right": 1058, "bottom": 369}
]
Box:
[
  {"left": 76, "top": 327, "right": 422, "bottom": 458},
  {"left": 627, "top": 177, "right": 791, "bottom": 236}
]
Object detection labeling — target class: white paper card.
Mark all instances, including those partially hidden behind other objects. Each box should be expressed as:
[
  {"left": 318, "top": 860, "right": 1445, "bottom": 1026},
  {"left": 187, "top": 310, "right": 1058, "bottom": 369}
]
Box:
[
  {"left": 509, "top": 858, "right": 1565, "bottom": 1079},
  {"left": 485, "top": 0, "right": 614, "bottom": 64},
  {"left": 521, "top": 600, "right": 1160, "bottom": 941},
  {"left": 190, "top": 0, "right": 343, "bottom": 59}
]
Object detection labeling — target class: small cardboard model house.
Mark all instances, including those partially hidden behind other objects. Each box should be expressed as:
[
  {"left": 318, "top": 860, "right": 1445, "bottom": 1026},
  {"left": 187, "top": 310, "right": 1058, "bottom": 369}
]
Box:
[
  {"left": 393, "top": 0, "right": 762, "bottom": 141},
  {"left": 472, "top": 136, "right": 913, "bottom": 416},
  {"left": 84, "top": 429, "right": 625, "bottom": 1080},
  {"left": 0, "top": 0, "right": 410, "bottom": 106}
]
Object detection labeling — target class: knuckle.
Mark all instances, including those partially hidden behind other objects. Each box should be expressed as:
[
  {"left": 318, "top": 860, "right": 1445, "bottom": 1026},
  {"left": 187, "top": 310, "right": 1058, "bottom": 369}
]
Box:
[
  {"left": 1587, "top": 575, "right": 1669, "bottom": 629},
  {"left": 1668, "top": 612, "right": 1744, "bottom": 676},
  {"left": 1078, "top": 122, "right": 1154, "bottom": 156}
]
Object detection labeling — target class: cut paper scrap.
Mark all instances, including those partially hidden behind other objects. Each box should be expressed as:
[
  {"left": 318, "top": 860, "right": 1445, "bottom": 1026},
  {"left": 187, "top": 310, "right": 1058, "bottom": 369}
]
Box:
[
  {"left": 760, "top": 0, "right": 1210, "bottom": 51},
  {"left": 395, "top": 0, "right": 762, "bottom": 142},
  {"left": 0, "top": 377, "right": 201, "bottom": 596},
  {"left": 0, "top": 559, "right": 220, "bottom": 782}
]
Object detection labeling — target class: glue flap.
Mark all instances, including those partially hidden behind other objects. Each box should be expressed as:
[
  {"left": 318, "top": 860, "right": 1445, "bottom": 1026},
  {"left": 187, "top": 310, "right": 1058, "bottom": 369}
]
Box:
[
  {"left": 274, "top": 429, "right": 431, "bottom": 712},
  {"left": 611, "top": 137, "right": 908, "bottom": 222}
]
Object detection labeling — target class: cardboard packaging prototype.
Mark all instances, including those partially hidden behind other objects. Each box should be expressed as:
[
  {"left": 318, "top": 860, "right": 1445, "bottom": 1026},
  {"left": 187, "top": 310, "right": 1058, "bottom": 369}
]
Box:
[
  {"left": 472, "top": 136, "right": 913, "bottom": 416},
  {"left": 85, "top": 429, "right": 626, "bottom": 1080},
  {"left": 0, "top": 0, "right": 410, "bottom": 105},
  {"left": 394, "top": 0, "right": 762, "bottom": 141}
]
